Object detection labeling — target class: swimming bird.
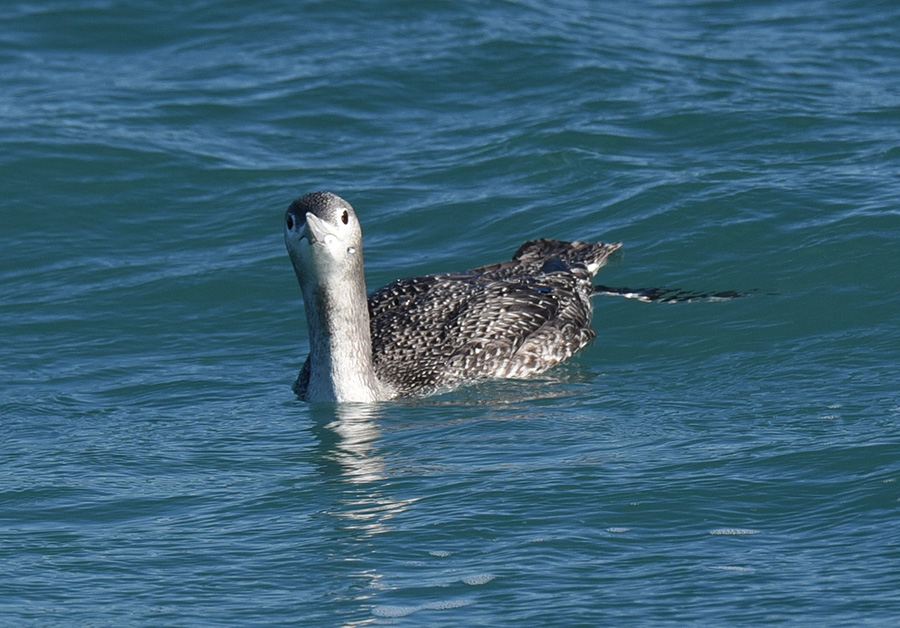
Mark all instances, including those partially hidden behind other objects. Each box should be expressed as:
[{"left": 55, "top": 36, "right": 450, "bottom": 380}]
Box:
[{"left": 284, "top": 191, "right": 621, "bottom": 402}]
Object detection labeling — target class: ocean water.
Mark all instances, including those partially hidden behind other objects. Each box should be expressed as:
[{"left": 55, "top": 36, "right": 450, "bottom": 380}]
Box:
[{"left": 2, "top": 0, "right": 900, "bottom": 625}]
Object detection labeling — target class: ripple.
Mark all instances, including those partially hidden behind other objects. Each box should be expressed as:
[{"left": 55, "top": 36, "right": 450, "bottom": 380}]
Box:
[
  {"left": 462, "top": 573, "right": 495, "bottom": 586},
  {"left": 372, "top": 598, "right": 473, "bottom": 618},
  {"left": 709, "top": 528, "right": 761, "bottom": 536},
  {"left": 710, "top": 565, "right": 756, "bottom": 574}
]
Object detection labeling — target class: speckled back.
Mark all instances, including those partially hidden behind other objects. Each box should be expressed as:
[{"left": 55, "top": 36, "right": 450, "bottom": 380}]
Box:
[{"left": 366, "top": 239, "right": 621, "bottom": 396}]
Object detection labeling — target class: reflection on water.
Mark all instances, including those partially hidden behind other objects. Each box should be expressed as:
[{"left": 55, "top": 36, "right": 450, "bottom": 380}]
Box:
[
  {"left": 310, "top": 403, "right": 418, "bottom": 536},
  {"left": 309, "top": 403, "right": 419, "bottom": 623},
  {"left": 311, "top": 403, "right": 388, "bottom": 484}
]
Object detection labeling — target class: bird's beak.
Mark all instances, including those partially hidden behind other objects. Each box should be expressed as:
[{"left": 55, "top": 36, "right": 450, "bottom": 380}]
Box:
[{"left": 303, "top": 212, "right": 338, "bottom": 245}]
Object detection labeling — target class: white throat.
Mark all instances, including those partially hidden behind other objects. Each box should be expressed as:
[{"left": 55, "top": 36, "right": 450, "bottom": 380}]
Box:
[
  {"left": 301, "top": 271, "right": 389, "bottom": 402},
  {"left": 291, "top": 227, "right": 391, "bottom": 402}
]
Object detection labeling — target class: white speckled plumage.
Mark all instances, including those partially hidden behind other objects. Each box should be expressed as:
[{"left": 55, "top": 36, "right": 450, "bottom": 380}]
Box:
[{"left": 285, "top": 191, "right": 621, "bottom": 402}]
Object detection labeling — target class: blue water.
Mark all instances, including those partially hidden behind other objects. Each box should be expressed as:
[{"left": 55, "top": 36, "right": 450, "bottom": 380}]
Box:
[{"left": 2, "top": 1, "right": 900, "bottom": 626}]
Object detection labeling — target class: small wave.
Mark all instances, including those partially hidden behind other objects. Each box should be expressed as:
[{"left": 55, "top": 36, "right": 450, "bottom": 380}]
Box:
[
  {"left": 372, "top": 598, "right": 473, "bottom": 618},
  {"left": 462, "top": 573, "right": 495, "bottom": 586},
  {"left": 710, "top": 565, "right": 756, "bottom": 573},
  {"left": 372, "top": 605, "right": 418, "bottom": 618},
  {"left": 709, "top": 528, "right": 760, "bottom": 536}
]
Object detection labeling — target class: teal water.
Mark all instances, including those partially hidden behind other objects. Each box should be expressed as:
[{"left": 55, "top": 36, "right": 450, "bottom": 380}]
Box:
[{"left": 2, "top": 1, "right": 900, "bottom": 625}]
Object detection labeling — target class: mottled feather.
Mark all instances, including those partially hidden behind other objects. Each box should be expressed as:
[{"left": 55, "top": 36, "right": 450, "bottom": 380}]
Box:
[{"left": 359, "top": 238, "right": 621, "bottom": 397}]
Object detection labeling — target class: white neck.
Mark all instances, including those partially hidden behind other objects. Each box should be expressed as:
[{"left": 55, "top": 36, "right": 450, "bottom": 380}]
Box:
[{"left": 300, "top": 274, "right": 390, "bottom": 402}]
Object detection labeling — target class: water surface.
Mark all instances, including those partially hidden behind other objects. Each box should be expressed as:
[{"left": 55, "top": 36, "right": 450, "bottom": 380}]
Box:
[{"left": 2, "top": 1, "right": 899, "bottom": 626}]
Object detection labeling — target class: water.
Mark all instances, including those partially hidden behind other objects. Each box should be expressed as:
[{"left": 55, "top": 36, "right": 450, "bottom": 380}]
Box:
[{"left": 2, "top": 0, "right": 899, "bottom": 625}]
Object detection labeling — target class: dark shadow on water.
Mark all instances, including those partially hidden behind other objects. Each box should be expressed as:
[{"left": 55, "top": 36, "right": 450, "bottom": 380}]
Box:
[{"left": 594, "top": 284, "right": 755, "bottom": 303}]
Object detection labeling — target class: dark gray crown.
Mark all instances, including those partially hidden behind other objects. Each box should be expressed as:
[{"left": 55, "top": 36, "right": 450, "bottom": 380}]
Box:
[{"left": 287, "top": 191, "right": 354, "bottom": 224}]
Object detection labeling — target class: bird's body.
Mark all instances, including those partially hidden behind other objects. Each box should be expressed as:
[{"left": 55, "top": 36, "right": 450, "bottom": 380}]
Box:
[{"left": 285, "top": 191, "right": 621, "bottom": 402}]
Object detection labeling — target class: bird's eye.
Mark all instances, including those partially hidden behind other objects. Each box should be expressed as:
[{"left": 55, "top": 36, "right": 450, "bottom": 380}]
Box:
[
  {"left": 341, "top": 210, "right": 349, "bottom": 225},
  {"left": 286, "top": 214, "right": 294, "bottom": 230}
]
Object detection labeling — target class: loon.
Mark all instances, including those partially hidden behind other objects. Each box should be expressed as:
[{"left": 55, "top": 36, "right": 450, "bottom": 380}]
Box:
[{"left": 284, "top": 191, "right": 622, "bottom": 402}]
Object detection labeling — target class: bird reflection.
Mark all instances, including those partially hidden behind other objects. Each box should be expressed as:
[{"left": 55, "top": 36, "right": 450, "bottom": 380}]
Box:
[
  {"left": 310, "top": 403, "right": 387, "bottom": 483},
  {"left": 309, "top": 403, "right": 415, "bottom": 537}
]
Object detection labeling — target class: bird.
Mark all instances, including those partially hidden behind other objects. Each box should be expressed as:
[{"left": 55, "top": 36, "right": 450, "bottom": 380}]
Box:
[{"left": 284, "top": 191, "right": 621, "bottom": 402}]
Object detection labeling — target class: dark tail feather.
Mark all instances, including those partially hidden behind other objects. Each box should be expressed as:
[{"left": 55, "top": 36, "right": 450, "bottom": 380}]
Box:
[
  {"left": 514, "top": 239, "right": 622, "bottom": 272},
  {"left": 593, "top": 284, "right": 747, "bottom": 303}
]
